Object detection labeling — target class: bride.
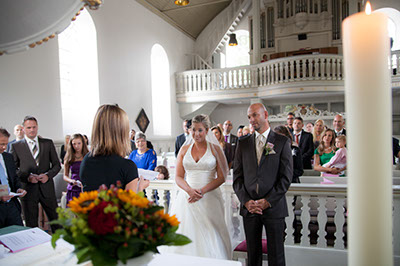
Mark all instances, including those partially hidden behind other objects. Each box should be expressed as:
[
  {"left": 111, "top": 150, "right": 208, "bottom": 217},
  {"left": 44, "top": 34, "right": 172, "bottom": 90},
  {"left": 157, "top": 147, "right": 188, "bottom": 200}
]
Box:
[{"left": 165, "top": 114, "right": 232, "bottom": 259}]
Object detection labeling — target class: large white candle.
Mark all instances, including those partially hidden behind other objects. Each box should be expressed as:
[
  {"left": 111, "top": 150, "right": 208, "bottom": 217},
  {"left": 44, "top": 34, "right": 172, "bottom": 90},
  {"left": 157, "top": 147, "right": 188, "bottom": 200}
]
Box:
[{"left": 343, "top": 3, "right": 393, "bottom": 266}]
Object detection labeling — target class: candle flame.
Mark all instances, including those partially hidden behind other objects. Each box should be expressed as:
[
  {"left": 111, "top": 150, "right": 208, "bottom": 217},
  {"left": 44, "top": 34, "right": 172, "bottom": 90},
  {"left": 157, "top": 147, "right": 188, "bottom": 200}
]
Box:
[{"left": 365, "top": 1, "right": 372, "bottom": 15}]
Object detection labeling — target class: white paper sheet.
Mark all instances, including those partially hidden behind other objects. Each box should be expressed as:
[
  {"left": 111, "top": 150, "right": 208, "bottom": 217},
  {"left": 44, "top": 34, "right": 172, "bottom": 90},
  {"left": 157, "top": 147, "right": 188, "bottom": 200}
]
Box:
[
  {"left": 8, "top": 192, "right": 23, "bottom": 197},
  {"left": 138, "top": 169, "right": 159, "bottom": 180},
  {"left": 0, "top": 227, "right": 51, "bottom": 252}
]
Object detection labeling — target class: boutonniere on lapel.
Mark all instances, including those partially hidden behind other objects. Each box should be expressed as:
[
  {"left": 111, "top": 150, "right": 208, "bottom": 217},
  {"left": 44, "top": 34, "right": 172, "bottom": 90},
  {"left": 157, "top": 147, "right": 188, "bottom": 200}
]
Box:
[{"left": 264, "top": 142, "right": 276, "bottom": 155}]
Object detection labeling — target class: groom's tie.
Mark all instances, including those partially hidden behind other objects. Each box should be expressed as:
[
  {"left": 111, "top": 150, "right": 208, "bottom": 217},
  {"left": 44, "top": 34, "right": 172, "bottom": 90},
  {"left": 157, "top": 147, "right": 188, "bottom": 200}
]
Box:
[{"left": 256, "top": 134, "right": 265, "bottom": 165}]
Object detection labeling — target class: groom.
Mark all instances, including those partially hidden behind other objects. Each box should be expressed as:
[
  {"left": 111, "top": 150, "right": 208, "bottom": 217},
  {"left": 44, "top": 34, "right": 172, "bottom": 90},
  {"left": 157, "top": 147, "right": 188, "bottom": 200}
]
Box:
[{"left": 233, "top": 103, "right": 293, "bottom": 266}]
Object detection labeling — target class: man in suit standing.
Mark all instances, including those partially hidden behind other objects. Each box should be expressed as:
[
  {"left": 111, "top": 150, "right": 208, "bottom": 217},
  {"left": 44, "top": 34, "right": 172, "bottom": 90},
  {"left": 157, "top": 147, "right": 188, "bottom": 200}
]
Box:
[
  {"left": 286, "top": 112, "right": 295, "bottom": 133},
  {"left": 10, "top": 116, "right": 61, "bottom": 232},
  {"left": 233, "top": 103, "right": 293, "bottom": 266},
  {"left": 333, "top": 114, "right": 346, "bottom": 136},
  {"left": 293, "top": 117, "right": 314, "bottom": 169},
  {"left": 223, "top": 120, "right": 238, "bottom": 146},
  {"left": 175, "top": 119, "right": 191, "bottom": 157},
  {"left": 6, "top": 124, "right": 24, "bottom": 152},
  {"left": 0, "top": 128, "right": 27, "bottom": 228}
]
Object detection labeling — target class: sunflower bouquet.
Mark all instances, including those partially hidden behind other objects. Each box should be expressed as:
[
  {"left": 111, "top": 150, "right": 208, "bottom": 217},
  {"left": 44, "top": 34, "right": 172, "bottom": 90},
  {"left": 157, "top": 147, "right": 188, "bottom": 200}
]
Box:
[{"left": 51, "top": 183, "right": 191, "bottom": 266}]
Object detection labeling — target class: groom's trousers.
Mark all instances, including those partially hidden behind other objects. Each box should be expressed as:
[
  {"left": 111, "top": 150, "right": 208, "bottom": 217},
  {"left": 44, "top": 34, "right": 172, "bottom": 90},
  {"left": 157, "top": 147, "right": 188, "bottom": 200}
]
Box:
[{"left": 243, "top": 214, "right": 285, "bottom": 266}]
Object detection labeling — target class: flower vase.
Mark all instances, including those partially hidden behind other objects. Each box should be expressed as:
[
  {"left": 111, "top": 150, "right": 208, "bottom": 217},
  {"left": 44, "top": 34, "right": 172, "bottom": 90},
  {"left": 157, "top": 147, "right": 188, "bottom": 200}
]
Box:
[{"left": 117, "top": 251, "right": 155, "bottom": 266}]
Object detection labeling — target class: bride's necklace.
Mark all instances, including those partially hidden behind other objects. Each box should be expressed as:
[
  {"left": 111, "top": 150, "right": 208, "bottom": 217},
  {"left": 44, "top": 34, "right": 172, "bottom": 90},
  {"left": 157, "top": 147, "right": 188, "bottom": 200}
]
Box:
[{"left": 75, "top": 154, "right": 83, "bottom": 160}]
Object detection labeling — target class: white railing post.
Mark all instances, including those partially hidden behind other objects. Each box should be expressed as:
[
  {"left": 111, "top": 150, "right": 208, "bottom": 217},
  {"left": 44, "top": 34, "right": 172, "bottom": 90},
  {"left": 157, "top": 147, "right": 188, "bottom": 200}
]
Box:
[
  {"left": 334, "top": 197, "right": 346, "bottom": 249},
  {"left": 285, "top": 195, "right": 296, "bottom": 245},
  {"left": 300, "top": 195, "right": 311, "bottom": 247},
  {"left": 326, "top": 57, "right": 332, "bottom": 80},
  {"left": 320, "top": 58, "right": 326, "bottom": 80},
  {"left": 317, "top": 197, "right": 328, "bottom": 248},
  {"left": 332, "top": 58, "right": 337, "bottom": 80}
]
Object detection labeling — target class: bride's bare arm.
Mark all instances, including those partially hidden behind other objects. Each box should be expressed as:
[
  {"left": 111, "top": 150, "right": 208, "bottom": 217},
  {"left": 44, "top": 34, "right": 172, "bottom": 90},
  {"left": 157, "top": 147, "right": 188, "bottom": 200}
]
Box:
[
  {"left": 200, "top": 145, "right": 226, "bottom": 195},
  {"left": 175, "top": 145, "right": 202, "bottom": 200}
]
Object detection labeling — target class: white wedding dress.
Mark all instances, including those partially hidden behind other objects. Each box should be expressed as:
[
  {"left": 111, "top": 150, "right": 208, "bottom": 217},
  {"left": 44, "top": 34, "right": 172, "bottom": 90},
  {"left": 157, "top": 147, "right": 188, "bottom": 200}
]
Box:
[{"left": 164, "top": 142, "right": 232, "bottom": 259}]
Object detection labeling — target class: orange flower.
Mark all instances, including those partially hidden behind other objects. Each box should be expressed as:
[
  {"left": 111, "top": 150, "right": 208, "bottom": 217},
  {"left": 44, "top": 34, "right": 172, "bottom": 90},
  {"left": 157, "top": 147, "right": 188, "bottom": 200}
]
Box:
[
  {"left": 117, "top": 189, "right": 150, "bottom": 208},
  {"left": 156, "top": 210, "right": 180, "bottom": 227},
  {"left": 68, "top": 191, "right": 98, "bottom": 214}
]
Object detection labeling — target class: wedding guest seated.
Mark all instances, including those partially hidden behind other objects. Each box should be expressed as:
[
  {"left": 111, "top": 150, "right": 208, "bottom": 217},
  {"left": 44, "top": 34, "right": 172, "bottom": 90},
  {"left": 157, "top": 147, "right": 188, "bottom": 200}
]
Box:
[
  {"left": 155, "top": 165, "right": 170, "bottom": 180},
  {"left": 130, "top": 130, "right": 154, "bottom": 151},
  {"left": 274, "top": 125, "right": 303, "bottom": 183},
  {"left": 80, "top": 104, "right": 148, "bottom": 192},
  {"left": 236, "top": 125, "right": 244, "bottom": 138},
  {"left": 211, "top": 126, "right": 234, "bottom": 168},
  {"left": 312, "top": 119, "right": 325, "bottom": 149},
  {"left": 154, "top": 165, "right": 171, "bottom": 205},
  {"left": 63, "top": 134, "right": 89, "bottom": 205},
  {"left": 322, "top": 135, "right": 347, "bottom": 176},
  {"left": 0, "top": 128, "right": 27, "bottom": 228},
  {"left": 241, "top": 126, "right": 250, "bottom": 137},
  {"left": 129, "top": 132, "right": 157, "bottom": 170},
  {"left": 313, "top": 129, "right": 341, "bottom": 175},
  {"left": 60, "top": 135, "right": 70, "bottom": 164}
]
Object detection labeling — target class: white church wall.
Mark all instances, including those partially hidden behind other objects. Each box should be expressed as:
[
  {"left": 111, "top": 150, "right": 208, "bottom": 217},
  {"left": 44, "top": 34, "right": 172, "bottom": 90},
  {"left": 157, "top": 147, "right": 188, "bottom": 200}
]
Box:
[
  {"left": 0, "top": 42, "right": 64, "bottom": 140},
  {"left": 84, "top": 0, "right": 194, "bottom": 140},
  {"left": 0, "top": 0, "right": 194, "bottom": 142}
]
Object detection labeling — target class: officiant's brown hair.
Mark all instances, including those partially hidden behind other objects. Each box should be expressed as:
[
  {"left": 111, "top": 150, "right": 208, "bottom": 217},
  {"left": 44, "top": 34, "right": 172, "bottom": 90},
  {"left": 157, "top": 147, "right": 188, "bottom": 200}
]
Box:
[{"left": 91, "top": 104, "right": 131, "bottom": 157}]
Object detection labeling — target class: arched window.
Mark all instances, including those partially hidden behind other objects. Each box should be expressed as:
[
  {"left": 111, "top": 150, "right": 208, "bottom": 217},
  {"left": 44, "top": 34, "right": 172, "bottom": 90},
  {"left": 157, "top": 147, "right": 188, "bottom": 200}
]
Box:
[
  {"left": 58, "top": 8, "right": 100, "bottom": 137},
  {"left": 226, "top": 30, "right": 250, "bottom": 67},
  {"left": 151, "top": 44, "right": 171, "bottom": 136}
]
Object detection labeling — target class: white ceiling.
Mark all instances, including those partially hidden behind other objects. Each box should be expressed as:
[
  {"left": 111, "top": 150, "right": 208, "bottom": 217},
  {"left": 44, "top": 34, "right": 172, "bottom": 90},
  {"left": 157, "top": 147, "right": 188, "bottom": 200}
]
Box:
[{"left": 135, "top": 0, "right": 232, "bottom": 39}]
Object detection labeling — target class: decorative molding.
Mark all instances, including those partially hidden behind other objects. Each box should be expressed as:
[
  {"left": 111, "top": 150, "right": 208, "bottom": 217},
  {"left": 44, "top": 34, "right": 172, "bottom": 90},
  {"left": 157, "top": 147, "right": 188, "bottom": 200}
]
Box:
[{"left": 268, "top": 104, "right": 345, "bottom": 121}]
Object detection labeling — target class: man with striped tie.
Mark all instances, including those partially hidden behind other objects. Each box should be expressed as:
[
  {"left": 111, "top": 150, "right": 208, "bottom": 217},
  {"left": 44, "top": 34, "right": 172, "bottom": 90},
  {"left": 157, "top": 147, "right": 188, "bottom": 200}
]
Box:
[{"left": 10, "top": 116, "right": 61, "bottom": 232}]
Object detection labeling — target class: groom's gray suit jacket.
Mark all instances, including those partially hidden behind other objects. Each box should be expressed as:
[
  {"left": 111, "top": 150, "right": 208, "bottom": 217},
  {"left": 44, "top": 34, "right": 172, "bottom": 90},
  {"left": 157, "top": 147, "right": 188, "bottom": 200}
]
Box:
[{"left": 233, "top": 131, "right": 293, "bottom": 218}]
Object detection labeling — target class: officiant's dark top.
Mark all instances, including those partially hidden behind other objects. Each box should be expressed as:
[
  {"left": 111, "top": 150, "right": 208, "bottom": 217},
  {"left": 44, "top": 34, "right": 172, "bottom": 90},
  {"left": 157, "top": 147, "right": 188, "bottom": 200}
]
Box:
[{"left": 80, "top": 154, "right": 138, "bottom": 191}]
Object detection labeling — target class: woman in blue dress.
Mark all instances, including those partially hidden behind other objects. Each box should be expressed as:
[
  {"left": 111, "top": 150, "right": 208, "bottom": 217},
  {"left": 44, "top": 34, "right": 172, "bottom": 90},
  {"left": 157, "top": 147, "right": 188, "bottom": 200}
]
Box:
[{"left": 129, "top": 132, "right": 157, "bottom": 170}]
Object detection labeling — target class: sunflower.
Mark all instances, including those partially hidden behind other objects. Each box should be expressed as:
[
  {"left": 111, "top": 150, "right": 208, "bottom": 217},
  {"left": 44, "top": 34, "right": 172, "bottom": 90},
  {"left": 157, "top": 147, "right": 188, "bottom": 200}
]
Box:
[
  {"left": 68, "top": 190, "right": 99, "bottom": 214},
  {"left": 117, "top": 189, "right": 150, "bottom": 208},
  {"left": 156, "top": 210, "right": 180, "bottom": 227}
]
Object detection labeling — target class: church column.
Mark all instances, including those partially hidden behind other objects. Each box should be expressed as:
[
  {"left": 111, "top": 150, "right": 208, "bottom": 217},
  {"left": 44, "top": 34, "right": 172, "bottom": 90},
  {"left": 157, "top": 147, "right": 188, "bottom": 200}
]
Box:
[{"left": 252, "top": 0, "right": 261, "bottom": 64}]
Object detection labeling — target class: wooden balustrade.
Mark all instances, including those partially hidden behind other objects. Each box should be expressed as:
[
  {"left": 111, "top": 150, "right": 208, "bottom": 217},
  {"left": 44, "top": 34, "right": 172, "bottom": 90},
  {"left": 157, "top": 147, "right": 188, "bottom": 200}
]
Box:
[{"left": 145, "top": 179, "right": 400, "bottom": 256}]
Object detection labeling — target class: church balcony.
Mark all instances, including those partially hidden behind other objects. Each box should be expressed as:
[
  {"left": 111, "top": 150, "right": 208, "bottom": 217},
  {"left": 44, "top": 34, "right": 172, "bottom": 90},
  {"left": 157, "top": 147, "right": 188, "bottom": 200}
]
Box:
[{"left": 176, "top": 51, "right": 400, "bottom": 104}]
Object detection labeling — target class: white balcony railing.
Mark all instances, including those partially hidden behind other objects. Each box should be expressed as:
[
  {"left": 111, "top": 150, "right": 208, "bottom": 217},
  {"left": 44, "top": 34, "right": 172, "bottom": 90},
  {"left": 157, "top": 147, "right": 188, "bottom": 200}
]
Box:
[
  {"left": 176, "top": 51, "right": 400, "bottom": 98},
  {"left": 145, "top": 177, "right": 400, "bottom": 260}
]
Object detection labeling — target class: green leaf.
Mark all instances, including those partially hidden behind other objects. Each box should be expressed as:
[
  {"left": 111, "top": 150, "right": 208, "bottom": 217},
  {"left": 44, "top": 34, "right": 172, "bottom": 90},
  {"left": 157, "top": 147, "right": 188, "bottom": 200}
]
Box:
[
  {"left": 75, "top": 246, "right": 91, "bottom": 264},
  {"left": 91, "top": 249, "right": 118, "bottom": 266},
  {"left": 117, "top": 244, "right": 135, "bottom": 263},
  {"left": 51, "top": 229, "right": 64, "bottom": 248},
  {"left": 164, "top": 233, "right": 191, "bottom": 246}
]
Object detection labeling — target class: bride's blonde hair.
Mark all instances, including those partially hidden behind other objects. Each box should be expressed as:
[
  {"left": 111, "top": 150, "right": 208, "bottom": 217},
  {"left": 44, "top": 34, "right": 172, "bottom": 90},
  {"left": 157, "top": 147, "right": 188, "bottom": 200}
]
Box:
[{"left": 192, "top": 114, "right": 211, "bottom": 129}]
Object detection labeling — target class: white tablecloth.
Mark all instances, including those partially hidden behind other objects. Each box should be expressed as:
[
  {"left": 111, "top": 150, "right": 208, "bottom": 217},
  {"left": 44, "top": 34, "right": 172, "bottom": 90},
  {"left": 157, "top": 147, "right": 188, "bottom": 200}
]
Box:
[{"left": 0, "top": 239, "right": 241, "bottom": 266}]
